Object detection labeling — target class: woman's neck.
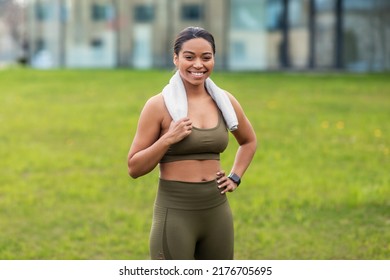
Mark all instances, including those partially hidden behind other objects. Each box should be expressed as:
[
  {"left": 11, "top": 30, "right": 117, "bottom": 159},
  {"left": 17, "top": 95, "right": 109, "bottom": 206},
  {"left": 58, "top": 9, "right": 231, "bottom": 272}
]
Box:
[{"left": 183, "top": 81, "right": 208, "bottom": 99}]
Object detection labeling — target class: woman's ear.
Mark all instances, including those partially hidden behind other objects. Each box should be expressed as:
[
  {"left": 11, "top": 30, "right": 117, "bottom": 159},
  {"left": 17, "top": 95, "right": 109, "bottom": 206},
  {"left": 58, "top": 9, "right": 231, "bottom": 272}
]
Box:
[{"left": 173, "top": 54, "right": 178, "bottom": 67}]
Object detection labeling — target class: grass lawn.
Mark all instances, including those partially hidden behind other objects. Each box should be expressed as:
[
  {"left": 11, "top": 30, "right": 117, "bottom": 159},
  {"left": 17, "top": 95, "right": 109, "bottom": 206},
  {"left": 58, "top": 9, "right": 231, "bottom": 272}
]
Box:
[{"left": 0, "top": 68, "right": 389, "bottom": 259}]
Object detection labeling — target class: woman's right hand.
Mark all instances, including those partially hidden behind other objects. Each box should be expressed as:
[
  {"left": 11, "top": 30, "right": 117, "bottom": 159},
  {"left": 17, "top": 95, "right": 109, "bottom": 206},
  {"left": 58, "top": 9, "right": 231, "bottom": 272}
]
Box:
[{"left": 165, "top": 117, "right": 192, "bottom": 144}]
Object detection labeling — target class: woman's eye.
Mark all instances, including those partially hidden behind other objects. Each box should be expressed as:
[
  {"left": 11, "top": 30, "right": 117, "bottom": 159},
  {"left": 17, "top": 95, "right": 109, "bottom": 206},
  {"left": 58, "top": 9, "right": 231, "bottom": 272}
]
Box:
[{"left": 185, "top": 56, "right": 193, "bottom": 60}]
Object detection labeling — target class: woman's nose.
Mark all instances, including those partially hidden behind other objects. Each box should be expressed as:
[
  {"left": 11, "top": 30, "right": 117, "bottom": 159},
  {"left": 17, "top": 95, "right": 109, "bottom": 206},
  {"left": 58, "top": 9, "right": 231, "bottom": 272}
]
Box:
[{"left": 193, "top": 59, "right": 203, "bottom": 68}]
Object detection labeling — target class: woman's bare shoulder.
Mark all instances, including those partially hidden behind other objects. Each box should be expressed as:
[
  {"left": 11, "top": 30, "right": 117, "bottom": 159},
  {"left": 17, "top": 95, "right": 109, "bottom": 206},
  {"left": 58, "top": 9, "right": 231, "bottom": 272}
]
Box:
[
  {"left": 144, "top": 93, "right": 164, "bottom": 109},
  {"left": 223, "top": 90, "right": 241, "bottom": 110},
  {"left": 140, "top": 93, "right": 165, "bottom": 116},
  {"left": 138, "top": 93, "right": 170, "bottom": 125}
]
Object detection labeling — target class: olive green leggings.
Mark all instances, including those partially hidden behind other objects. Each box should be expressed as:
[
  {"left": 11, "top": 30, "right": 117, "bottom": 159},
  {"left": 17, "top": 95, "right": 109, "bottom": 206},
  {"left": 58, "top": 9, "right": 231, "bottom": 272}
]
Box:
[{"left": 149, "top": 179, "right": 234, "bottom": 260}]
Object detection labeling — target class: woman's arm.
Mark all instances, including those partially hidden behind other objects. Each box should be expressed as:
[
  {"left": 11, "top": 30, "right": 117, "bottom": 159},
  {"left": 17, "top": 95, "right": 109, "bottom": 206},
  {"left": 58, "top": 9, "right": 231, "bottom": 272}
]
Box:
[
  {"left": 127, "top": 95, "right": 192, "bottom": 178},
  {"left": 218, "top": 92, "right": 257, "bottom": 193}
]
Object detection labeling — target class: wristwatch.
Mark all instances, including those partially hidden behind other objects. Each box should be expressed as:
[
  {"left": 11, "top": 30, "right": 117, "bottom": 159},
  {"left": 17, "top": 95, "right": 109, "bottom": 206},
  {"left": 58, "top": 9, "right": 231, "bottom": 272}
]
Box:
[{"left": 228, "top": 173, "right": 241, "bottom": 186}]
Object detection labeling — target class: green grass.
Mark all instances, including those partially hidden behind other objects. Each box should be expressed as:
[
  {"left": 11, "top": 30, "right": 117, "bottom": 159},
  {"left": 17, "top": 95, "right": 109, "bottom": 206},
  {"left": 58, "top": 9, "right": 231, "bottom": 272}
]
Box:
[{"left": 0, "top": 68, "right": 389, "bottom": 259}]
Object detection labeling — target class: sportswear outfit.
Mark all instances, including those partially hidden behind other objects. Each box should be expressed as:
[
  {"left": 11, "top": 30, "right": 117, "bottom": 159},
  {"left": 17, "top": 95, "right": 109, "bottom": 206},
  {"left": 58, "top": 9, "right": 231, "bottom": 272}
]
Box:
[{"left": 149, "top": 113, "right": 234, "bottom": 260}]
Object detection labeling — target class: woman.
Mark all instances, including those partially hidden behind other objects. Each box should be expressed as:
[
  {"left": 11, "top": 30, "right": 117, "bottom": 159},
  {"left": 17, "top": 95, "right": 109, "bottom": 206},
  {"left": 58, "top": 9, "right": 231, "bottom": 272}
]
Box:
[{"left": 127, "top": 27, "right": 257, "bottom": 260}]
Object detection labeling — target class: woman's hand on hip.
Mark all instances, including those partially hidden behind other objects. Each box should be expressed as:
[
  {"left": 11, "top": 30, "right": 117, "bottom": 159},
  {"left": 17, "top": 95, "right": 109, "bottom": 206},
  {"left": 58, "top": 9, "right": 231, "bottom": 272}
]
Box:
[{"left": 216, "top": 170, "right": 238, "bottom": 194}]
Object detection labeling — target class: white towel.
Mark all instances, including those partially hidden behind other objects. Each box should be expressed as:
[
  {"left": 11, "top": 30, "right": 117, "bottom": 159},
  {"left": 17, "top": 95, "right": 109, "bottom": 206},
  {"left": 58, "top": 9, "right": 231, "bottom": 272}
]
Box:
[{"left": 162, "top": 71, "right": 238, "bottom": 131}]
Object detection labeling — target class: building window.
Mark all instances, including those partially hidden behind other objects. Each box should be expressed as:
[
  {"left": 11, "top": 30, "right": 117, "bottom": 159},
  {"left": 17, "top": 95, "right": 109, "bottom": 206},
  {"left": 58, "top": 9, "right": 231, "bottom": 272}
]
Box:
[
  {"left": 35, "top": 38, "right": 46, "bottom": 52},
  {"left": 182, "top": 4, "right": 203, "bottom": 21},
  {"left": 266, "top": 0, "right": 282, "bottom": 30},
  {"left": 91, "top": 38, "right": 103, "bottom": 48},
  {"left": 134, "top": 5, "right": 154, "bottom": 23},
  {"left": 91, "top": 4, "right": 109, "bottom": 21},
  {"left": 35, "top": 3, "right": 50, "bottom": 21},
  {"left": 289, "top": 0, "right": 305, "bottom": 27},
  {"left": 266, "top": 0, "right": 305, "bottom": 30},
  {"left": 232, "top": 41, "right": 247, "bottom": 60},
  {"left": 231, "top": 0, "right": 263, "bottom": 30},
  {"left": 60, "top": 4, "right": 69, "bottom": 22}
]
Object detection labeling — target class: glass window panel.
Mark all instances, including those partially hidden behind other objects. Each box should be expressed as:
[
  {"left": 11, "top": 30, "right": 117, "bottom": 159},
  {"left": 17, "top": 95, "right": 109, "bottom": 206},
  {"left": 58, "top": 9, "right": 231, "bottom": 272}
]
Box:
[
  {"left": 266, "top": 0, "right": 283, "bottom": 30},
  {"left": 231, "top": 0, "right": 263, "bottom": 30},
  {"left": 35, "top": 3, "right": 51, "bottom": 21},
  {"left": 181, "top": 4, "right": 203, "bottom": 21},
  {"left": 134, "top": 5, "right": 154, "bottom": 23},
  {"left": 91, "top": 4, "right": 107, "bottom": 21}
]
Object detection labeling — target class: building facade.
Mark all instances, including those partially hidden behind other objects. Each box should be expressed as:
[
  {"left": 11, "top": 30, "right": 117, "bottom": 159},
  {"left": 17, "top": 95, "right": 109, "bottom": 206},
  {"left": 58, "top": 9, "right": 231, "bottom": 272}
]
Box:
[
  {"left": 0, "top": 0, "right": 26, "bottom": 65},
  {"left": 26, "top": 0, "right": 390, "bottom": 71}
]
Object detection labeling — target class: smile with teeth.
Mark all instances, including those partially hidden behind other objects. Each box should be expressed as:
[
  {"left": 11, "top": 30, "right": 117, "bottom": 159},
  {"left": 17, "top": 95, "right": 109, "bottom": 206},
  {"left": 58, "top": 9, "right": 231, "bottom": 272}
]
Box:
[{"left": 189, "top": 71, "right": 206, "bottom": 77}]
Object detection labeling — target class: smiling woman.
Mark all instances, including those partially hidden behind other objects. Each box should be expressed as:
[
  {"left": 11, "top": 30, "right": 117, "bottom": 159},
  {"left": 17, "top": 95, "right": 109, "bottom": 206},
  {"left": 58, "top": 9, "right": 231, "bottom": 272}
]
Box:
[
  {"left": 127, "top": 27, "right": 257, "bottom": 260},
  {"left": 174, "top": 38, "right": 214, "bottom": 85},
  {"left": 173, "top": 27, "right": 215, "bottom": 86}
]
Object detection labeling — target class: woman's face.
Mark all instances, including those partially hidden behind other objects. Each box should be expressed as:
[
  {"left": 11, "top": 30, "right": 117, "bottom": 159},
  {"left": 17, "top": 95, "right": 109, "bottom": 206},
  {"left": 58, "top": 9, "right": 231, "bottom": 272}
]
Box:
[{"left": 174, "top": 38, "right": 215, "bottom": 87}]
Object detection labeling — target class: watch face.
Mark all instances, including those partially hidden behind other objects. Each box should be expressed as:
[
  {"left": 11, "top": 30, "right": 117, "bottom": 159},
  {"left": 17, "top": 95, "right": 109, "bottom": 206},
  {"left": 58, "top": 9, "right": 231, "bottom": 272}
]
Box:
[{"left": 229, "top": 173, "right": 241, "bottom": 185}]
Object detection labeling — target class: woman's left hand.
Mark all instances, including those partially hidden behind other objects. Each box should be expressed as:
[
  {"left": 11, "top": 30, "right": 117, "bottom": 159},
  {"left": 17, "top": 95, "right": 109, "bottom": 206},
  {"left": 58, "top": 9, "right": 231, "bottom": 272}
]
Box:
[{"left": 216, "top": 171, "right": 238, "bottom": 194}]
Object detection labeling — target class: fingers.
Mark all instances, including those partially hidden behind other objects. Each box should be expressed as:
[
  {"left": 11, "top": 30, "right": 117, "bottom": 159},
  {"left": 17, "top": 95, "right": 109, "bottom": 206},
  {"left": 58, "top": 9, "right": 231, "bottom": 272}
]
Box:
[
  {"left": 179, "top": 118, "right": 192, "bottom": 138},
  {"left": 176, "top": 117, "right": 192, "bottom": 133},
  {"left": 216, "top": 170, "right": 225, "bottom": 180},
  {"left": 168, "top": 118, "right": 193, "bottom": 143},
  {"left": 179, "top": 117, "right": 192, "bottom": 126},
  {"left": 216, "top": 171, "right": 237, "bottom": 194}
]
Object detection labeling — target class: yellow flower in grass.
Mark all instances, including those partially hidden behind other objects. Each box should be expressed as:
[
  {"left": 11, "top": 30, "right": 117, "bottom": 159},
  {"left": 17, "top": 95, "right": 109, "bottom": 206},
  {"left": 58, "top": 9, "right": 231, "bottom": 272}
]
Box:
[
  {"left": 266, "top": 100, "right": 277, "bottom": 109},
  {"left": 374, "top": 129, "right": 382, "bottom": 138},
  {"left": 336, "top": 121, "right": 344, "bottom": 130},
  {"left": 321, "top": 121, "right": 329, "bottom": 129}
]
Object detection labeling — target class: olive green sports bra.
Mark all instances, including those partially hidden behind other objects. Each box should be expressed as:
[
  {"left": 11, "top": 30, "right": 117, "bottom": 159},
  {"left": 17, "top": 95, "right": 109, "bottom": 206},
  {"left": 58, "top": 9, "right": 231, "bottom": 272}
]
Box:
[{"left": 160, "top": 112, "right": 229, "bottom": 163}]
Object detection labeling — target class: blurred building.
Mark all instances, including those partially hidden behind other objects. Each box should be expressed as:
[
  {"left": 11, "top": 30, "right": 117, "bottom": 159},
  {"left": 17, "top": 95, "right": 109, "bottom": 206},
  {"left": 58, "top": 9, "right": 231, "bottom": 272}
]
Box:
[
  {"left": 22, "top": 0, "right": 390, "bottom": 71},
  {"left": 0, "top": 0, "right": 26, "bottom": 66}
]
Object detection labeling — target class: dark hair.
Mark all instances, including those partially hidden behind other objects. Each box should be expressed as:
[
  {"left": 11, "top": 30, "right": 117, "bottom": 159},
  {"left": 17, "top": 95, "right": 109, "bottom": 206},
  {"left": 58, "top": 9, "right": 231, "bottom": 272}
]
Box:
[{"left": 173, "top": 27, "right": 216, "bottom": 55}]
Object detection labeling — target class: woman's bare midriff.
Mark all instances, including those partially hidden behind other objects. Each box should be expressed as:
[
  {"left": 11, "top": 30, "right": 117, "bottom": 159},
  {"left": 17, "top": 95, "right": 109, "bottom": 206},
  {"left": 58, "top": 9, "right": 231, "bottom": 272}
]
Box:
[{"left": 159, "top": 160, "right": 221, "bottom": 182}]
